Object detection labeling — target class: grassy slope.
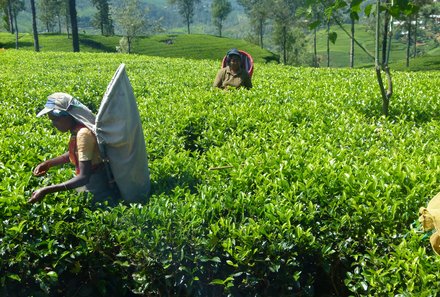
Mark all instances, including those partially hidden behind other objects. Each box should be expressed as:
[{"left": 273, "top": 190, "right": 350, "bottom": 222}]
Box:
[
  {"left": 316, "top": 24, "right": 401, "bottom": 66},
  {"left": 0, "top": 32, "right": 278, "bottom": 63},
  {"left": 0, "top": 28, "right": 438, "bottom": 70},
  {"left": 313, "top": 24, "right": 439, "bottom": 70}
]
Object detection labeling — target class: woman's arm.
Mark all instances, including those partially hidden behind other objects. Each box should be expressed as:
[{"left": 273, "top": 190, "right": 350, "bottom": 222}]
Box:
[
  {"left": 213, "top": 68, "right": 226, "bottom": 88},
  {"left": 28, "top": 160, "right": 93, "bottom": 203},
  {"left": 33, "top": 152, "right": 70, "bottom": 176}
]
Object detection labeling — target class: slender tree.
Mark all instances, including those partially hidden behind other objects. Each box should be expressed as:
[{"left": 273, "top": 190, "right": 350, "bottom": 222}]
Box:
[
  {"left": 68, "top": 0, "right": 79, "bottom": 52},
  {"left": 30, "top": 0, "right": 39, "bottom": 51},
  {"left": 211, "top": 0, "right": 231, "bottom": 37},
  {"left": 9, "top": 0, "right": 24, "bottom": 48},
  {"left": 324, "top": 0, "right": 338, "bottom": 68},
  {"left": 7, "top": 0, "right": 13, "bottom": 33},
  {"left": 38, "top": 0, "right": 57, "bottom": 32},
  {"left": 237, "top": 0, "right": 271, "bottom": 48},
  {"left": 112, "top": 0, "right": 149, "bottom": 54},
  {"left": 0, "top": 0, "right": 11, "bottom": 32},
  {"left": 168, "top": 0, "right": 200, "bottom": 34},
  {"left": 53, "top": 0, "right": 65, "bottom": 33},
  {"left": 406, "top": 14, "right": 412, "bottom": 67},
  {"left": 305, "top": 3, "right": 325, "bottom": 67},
  {"left": 65, "top": 2, "right": 70, "bottom": 38},
  {"left": 326, "top": 18, "right": 330, "bottom": 67},
  {"left": 348, "top": 0, "right": 363, "bottom": 68},
  {"left": 91, "top": 0, "right": 114, "bottom": 36},
  {"left": 305, "top": 0, "right": 418, "bottom": 117},
  {"left": 271, "top": 0, "right": 306, "bottom": 65},
  {"left": 410, "top": 0, "right": 432, "bottom": 59}
]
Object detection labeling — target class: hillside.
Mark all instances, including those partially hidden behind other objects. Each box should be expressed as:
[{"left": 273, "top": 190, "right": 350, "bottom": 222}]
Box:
[
  {"left": 313, "top": 24, "right": 440, "bottom": 69},
  {"left": 1, "top": 28, "right": 438, "bottom": 70},
  {"left": 0, "top": 32, "right": 278, "bottom": 63}
]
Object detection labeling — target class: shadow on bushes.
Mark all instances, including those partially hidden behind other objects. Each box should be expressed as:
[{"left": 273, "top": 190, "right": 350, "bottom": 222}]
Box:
[{"left": 151, "top": 171, "right": 201, "bottom": 196}]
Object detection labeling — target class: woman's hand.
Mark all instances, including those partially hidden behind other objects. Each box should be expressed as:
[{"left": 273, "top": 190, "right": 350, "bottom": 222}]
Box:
[
  {"left": 33, "top": 161, "right": 51, "bottom": 176},
  {"left": 28, "top": 188, "right": 48, "bottom": 203}
]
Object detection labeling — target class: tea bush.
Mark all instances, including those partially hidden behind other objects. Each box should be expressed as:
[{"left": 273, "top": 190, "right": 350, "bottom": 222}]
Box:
[{"left": 1, "top": 50, "right": 440, "bottom": 296}]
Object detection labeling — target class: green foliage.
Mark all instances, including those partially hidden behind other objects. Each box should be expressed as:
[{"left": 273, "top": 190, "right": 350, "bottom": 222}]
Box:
[{"left": 1, "top": 50, "right": 440, "bottom": 296}]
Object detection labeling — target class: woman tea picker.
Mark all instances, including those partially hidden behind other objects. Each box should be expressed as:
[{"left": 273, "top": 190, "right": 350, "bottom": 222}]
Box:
[
  {"left": 213, "top": 48, "right": 252, "bottom": 90},
  {"left": 29, "top": 93, "right": 120, "bottom": 206}
]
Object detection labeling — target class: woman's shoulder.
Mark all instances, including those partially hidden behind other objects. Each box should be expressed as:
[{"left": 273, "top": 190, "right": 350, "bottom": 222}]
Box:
[{"left": 77, "top": 127, "right": 95, "bottom": 139}]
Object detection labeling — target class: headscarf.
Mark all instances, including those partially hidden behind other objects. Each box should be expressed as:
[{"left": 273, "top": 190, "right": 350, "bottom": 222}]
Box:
[{"left": 37, "top": 92, "right": 96, "bottom": 133}]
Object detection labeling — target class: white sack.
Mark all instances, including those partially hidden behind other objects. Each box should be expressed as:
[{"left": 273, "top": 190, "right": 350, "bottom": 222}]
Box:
[{"left": 95, "top": 64, "right": 150, "bottom": 203}]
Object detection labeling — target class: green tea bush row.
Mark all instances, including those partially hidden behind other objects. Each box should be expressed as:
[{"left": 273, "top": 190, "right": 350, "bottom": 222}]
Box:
[{"left": 1, "top": 50, "right": 440, "bottom": 296}]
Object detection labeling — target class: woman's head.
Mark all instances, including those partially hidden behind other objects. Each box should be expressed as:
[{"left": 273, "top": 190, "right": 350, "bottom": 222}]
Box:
[
  {"left": 37, "top": 92, "right": 96, "bottom": 132},
  {"left": 227, "top": 48, "right": 242, "bottom": 67},
  {"left": 48, "top": 111, "right": 76, "bottom": 132},
  {"left": 37, "top": 93, "right": 76, "bottom": 117}
]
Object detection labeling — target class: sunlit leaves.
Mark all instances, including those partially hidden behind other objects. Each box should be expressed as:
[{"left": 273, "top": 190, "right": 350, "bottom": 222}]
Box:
[{"left": 0, "top": 50, "right": 439, "bottom": 295}]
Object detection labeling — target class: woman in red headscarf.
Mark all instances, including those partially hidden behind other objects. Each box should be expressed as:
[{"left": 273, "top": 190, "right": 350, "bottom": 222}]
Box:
[{"left": 213, "top": 48, "right": 253, "bottom": 90}]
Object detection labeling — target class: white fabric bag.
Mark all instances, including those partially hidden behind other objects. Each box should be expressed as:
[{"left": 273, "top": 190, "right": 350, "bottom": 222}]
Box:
[{"left": 95, "top": 64, "right": 150, "bottom": 203}]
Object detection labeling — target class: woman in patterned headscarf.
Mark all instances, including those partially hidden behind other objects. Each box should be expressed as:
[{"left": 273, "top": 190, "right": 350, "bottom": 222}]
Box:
[{"left": 29, "top": 93, "right": 120, "bottom": 206}]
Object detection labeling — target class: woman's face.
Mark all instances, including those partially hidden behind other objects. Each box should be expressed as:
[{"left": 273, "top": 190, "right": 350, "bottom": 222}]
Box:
[
  {"left": 48, "top": 112, "right": 75, "bottom": 132},
  {"left": 229, "top": 55, "right": 241, "bottom": 70}
]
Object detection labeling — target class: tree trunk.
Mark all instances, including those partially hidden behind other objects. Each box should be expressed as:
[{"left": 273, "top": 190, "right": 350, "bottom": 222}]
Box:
[
  {"left": 66, "top": 6, "right": 71, "bottom": 38},
  {"left": 327, "top": 20, "right": 330, "bottom": 68},
  {"left": 128, "top": 37, "right": 131, "bottom": 54},
  {"left": 382, "top": 10, "right": 390, "bottom": 66},
  {"left": 350, "top": 18, "right": 354, "bottom": 68},
  {"left": 375, "top": 0, "right": 392, "bottom": 117},
  {"left": 259, "top": 18, "right": 264, "bottom": 48},
  {"left": 313, "top": 27, "right": 318, "bottom": 67},
  {"left": 282, "top": 26, "right": 287, "bottom": 64},
  {"left": 413, "top": 13, "right": 418, "bottom": 58},
  {"left": 406, "top": 18, "right": 411, "bottom": 67},
  {"left": 385, "top": 0, "right": 393, "bottom": 66},
  {"left": 14, "top": 11, "right": 18, "bottom": 49},
  {"left": 7, "top": 0, "right": 14, "bottom": 33},
  {"left": 69, "top": 0, "right": 80, "bottom": 52},
  {"left": 58, "top": 14, "right": 62, "bottom": 33},
  {"left": 30, "top": 0, "right": 40, "bottom": 52},
  {"left": 219, "top": 20, "right": 222, "bottom": 37},
  {"left": 186, "top": 16, "right": 191, "bottom": 34}
]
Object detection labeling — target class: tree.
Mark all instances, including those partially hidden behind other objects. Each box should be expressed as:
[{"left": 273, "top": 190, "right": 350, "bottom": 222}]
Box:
[
  {"left": 348, "top": 0, "right": 363, "bottom": 68},
  {"left": 7, "top": 0, "right": 14, "bottom": 33},
  {"left": 271, "top": 0, "right": 305, "bottom": 65},
  {"left": 65, "top": 2, "right": 70, "bottom": 37},
  {"left": 9, "top": 0, "right": 25, "bottom": 48},
  {"left": 305, "top": 0, "right": 419, "bottom": 118},
  {"left": 30, "top": 0, "right": 39, "bottom": 51},
  {"left": 211, "top": 0, "right": 231, "bottom": 37},
  {"left": 237, "top": 0, "right": 271, "bottom": 48},
  {"left": 91, "top": 0, "right": 114, "bottom": 36},
  {"left": 112, "top": 0, "right": 150, "bottom": 54},
  {"left": 168, "top": 0, "right": 200, "bottom": 34},
  {"left": 38, "top": 0, "right": 57, "bottom": 32},
  {"left": 406, "top": 0, "right": 432, "bottom": 65},
  {"left": 306, "top": 4, "right": 325, "bottom": 67},
  {"left": 322, "top": 0, "right": 339, "bottom": 68},
  {"left": 0, "top": 0, "right": 11, "bottom": 32},
  {"left": 68, "top": 0, "right": 79, "bottom": 52}
]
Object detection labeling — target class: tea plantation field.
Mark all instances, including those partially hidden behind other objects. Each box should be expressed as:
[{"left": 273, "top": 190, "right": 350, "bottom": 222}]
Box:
[{"left": 1, "top": 49, "right": 440, "bottom": 296}]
